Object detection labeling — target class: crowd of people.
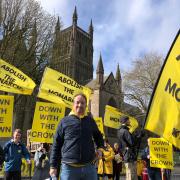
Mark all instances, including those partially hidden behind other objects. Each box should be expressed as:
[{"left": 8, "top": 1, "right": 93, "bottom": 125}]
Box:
[{"left": 0, "top": 93, "right": 172, "bottom": 180}]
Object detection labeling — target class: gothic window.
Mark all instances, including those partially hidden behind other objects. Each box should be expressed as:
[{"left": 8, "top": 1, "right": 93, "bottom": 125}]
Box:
[
  {"left": 79, "top": 42, "right": 81, "bottom": 54},
  {"left": 65, "top": 41, "right": 68, "bottom": 54},
  {"left": 85, "top": 47, "right": 88, "bottom": 57}
]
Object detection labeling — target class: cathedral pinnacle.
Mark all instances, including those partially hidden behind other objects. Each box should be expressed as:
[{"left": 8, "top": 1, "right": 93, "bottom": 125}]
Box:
[
  {"left": 72, "top": 6, "right": 78, "bottom": 25},
  {"left": 116, "top": 63, "right": 121, "bottom": 82},
  {"left": 96, "top": 53, "right": 104, "bottom": 74},
  {"left": 88, "top": 19, "right": 93, "bottom": 38}
]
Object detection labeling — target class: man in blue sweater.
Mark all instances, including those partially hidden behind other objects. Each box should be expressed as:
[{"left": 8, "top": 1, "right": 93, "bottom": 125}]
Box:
[
  {"left": 50, "top": 93, "right": 104, "bottom": 180},
  {"left": 3, "top": 129, "right": 31, "bottom": 180}
]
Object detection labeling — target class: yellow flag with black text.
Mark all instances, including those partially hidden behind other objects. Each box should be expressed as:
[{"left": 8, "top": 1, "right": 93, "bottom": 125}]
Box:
[
  {"left": 37, "top": 67, "right": 92, "bottom": 108},
  {"left": 104, "top": 105, "right": 138, "bottom": 133},
  {"left": 0, "top": 59, "right": 36, "bottom": 95},
  {"left": 149, "top": 138, "right": 173, "bottom": 169},
  {"left": 94, "top": 117, "right": 105, "bottom": 137},
  {"left": 31, "top": 102, "right": 65, "bottom": 143},
  {"left": 0, "top": 95, "right": 14, "bottom": 137},
  {"left": 145, "top": 30, "right": 180, "bottom": 148}
]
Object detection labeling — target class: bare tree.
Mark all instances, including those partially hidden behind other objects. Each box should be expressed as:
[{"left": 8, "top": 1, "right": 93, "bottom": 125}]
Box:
[
  {"left": 0, "top": 0, "right": 63, "bottom": 135},
  {"left": 0, "top": 0, "right": 61, "bottom": 82},
  {"left": 123, "top": 52, "right": 163, "bottom": 113}
]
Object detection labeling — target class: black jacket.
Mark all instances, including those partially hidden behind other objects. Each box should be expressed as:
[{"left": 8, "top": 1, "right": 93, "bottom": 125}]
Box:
[
  {"left": 117, "top": 125, "right": 137, "bottom": 162},
  {"left": 50, "top": 115, "right": 104, "bottom": 168},
  {"left": 0, "top": 145, "right": 4, "bottom": 166}
]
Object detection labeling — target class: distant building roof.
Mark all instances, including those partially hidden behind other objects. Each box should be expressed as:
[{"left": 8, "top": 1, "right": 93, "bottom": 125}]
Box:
[{"left": 86, "top": 76, "right": 108, "bottom": 89}]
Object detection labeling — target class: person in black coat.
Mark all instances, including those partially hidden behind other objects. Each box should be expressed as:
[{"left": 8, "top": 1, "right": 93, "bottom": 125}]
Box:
[
  {"left": 141, "top": 139, "right": 162, "bottom": 180},
  {"left": 0, "top": 145, "right": 4, "bottom": 167},
  {"left": 118, "top": 116, "right": 139, "bottom": 180}
]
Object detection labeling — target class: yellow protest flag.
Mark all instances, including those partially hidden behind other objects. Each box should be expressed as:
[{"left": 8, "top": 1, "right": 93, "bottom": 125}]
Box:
[
  {"left": 149, "top": 138, "right": 173, "bottom": 169},
  {"left": 104, "top": 105, "right": 138, "bottom": 133},
  {"left": 0, "top": 59, "right": 36, "bottom": 95},
  {"left": 145, "top": 30, "right": 180, "bottom": 148},
  {"left": 0, "top": 95, "right": 14, "bottom": 137},
  {"left": 94, "top": 117, "right": 105, "bottom": 137},
  {"left": 30, "top": 102, "right": 65, "bottom": 143},
  {"left": 21, "top": 159, "right": 35, "bottom": 177},
  {"left": 37, "top": 67, "right": 92, "bottom": 108}
]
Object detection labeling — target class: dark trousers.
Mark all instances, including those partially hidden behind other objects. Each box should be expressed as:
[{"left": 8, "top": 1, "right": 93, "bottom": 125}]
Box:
[
  {"left": 4, "top": 171, "right": 21, "bottom": 180},
  {"left": 147, "top": 168, "right": 161, "bottom": 180},
  {"left": 113, "top": 171, "right": 120, "bottom": 180}
]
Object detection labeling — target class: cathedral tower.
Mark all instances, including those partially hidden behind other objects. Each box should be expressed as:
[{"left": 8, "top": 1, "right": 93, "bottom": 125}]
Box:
[{"left": 50, "top": 7, "right": 93, "bottom": 85}]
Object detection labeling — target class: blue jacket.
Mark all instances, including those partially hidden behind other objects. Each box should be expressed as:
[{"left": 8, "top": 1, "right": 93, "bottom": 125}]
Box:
[
  {"left": 50, "top": 114, "right": 104, "bottom": 168},
  {"left": 3, "top": 140, "right": 30, "bottom": 171}
]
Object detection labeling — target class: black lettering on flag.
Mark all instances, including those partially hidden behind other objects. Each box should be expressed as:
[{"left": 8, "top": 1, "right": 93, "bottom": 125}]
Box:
[
  {"left": 1, "top": 65, "right": 27, "bottom": 82},
  {"left": 57, "top": 76, "right": 83, "bottom": 89},
  {"left": 31, "top": 131, "right": 54, "bottom": 139},
  {"left": 165, "top": 78, "right": 180, "bottom": 102},
  {"left": 176, "top": 54, "right": 180, "bottom": 61},
  {"left": 172, "top": 128, "right": 180, "bottom": 138},
  {"left": 0, "top": 99, "right": 10, "bottom": 105},
  {"left": 39, "top": 106, "right": 62, "bottom": 113},
  {"left": 40, "top": 114, "right": 59, "bottom": 121},
  {"left": 150, "top": 160, "right": 173, "bottom": 166},
  {"left": 0, "top": 108, "right": 7, "bottom": 114},
  {"left": 48, "top": 89, "right": 73, "bottom": 102},
  {"left": 110, "top": 117, "right": 120, "bottom": 123},
  {"left": 153, "top": 147, "right": 168, "bottom": 152},
  {"left": 0, "top": 77, "right": 23, "bottom": 90},
  {"left": 0, "top": 117, "right": 4, "bottom": 123},
  {"left": 0, "top": 126, "right": 11, "bottom": 133}
]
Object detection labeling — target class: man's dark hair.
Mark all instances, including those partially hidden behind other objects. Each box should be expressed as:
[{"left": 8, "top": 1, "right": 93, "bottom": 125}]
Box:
[{"left": 73, "top": 93, "right": 87, "bottom": 103}]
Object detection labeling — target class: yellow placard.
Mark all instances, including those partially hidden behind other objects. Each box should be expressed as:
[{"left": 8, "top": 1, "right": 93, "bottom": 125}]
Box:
[
  {"left": 21, "top": 159, "right": 35, "bottom": 177},
  {"left": 145, "top": 30, "right": 180, "bottom": 148},
  {"left": 104, "top": 105, "right": 138, "bottom": 133},
  {"left": 94, "top": 117, "right": 105, "bottom": 137},
  {"left": 30, "top": 102, "right": 65, "bottom": 143},
  {"left": 0, "top": 95, "right": 14, "bottom": 137},
  {"left": 37, "top": 67, "right": 92, "bottom": 108},
  {"left": 0, "top": 59, "right": 36, "bottom": 95},
  {"left": 149, "top": 138, "right": 173, "bottom": 169}
]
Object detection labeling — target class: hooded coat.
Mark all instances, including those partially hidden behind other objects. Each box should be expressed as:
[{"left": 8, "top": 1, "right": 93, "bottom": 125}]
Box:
[{"left": 98, "top": 144, "right": 115, "bottom": 175}]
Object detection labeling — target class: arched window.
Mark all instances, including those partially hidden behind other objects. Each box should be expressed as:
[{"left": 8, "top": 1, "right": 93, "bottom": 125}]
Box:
[
  {"left": 85, "top": 47, "right": 88, "bottom": 57},
  {"left": 79, "top": 42, "right": 81, "bottom": 54}
]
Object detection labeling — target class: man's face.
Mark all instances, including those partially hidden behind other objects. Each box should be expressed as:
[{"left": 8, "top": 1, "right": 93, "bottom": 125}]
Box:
[
  {"left": 73, "top": 95, "right": 87, "bottom": 116},
  {"left": 13, "top": 131, "right": 21, "bottom": 143}
]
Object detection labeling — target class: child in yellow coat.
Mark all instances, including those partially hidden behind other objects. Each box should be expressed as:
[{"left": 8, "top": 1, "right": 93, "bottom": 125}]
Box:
[{"left": 98, "top": 139, "right": 115, "bottom": 180}]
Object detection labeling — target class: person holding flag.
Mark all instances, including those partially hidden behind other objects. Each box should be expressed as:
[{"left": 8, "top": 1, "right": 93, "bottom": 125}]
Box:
[
  {"left": 141, "top": 139, "right": 161, "bottom": 180},
  {"left": 49, "top": 93, "right": 104, "bottom": 180},
  {"left": 118, "top": 116, "right": 140, "bottom": 180}
]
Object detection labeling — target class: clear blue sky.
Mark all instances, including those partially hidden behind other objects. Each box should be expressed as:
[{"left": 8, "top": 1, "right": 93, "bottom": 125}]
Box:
[{"left": 39, "top": 0, "right": 180, "bottom": 76}]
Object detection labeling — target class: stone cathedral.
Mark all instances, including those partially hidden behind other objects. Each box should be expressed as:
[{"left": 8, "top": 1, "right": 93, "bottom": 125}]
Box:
[{"left": 50, "top": 7, "right": 140, "bottom": 143}]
